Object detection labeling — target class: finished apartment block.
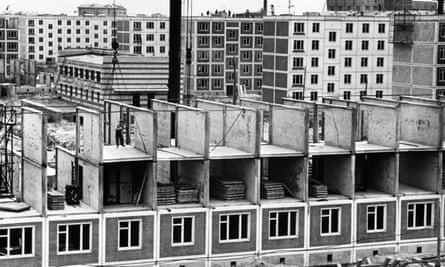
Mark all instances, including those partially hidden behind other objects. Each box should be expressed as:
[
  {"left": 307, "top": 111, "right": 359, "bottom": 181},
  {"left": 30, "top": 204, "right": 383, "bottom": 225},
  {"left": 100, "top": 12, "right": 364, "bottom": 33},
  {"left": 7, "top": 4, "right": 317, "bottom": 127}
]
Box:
[
  {"left": 0, "top": 16, "right": 20, "bottom": 78},
  {"left": 189, "top": 16, "right": 264, "bottom": 98},
  {"left": 2, "top": 95, "right": 445, "bottom": 266},
  {"left": 326, "top": 0, "right": 436, "bottom": 12},
  {"left": 0, "top": 13, "right": 169, "bottom": 64},
  {"left": 262, "top": 14, "right": 393, "bottom": 103}
]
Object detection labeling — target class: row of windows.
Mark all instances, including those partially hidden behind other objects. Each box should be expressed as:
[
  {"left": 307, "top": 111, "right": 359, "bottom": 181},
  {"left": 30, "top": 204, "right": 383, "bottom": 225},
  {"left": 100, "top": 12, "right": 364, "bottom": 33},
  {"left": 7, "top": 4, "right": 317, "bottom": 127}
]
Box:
[
  {"left": 293, "top": 22, "right": 386, "bottom": 35},
  {"left": 292, "top": 89, "right": 383, "bottom": 101},
  {"left": 292, "top": 57, "right": 385, "bottom": 68},
  {"left": 0, "top": 204, "right": 433, "bottom": 259},
  {"left": 59, "top": 85, "right": 101, "bottom": 103},
  {"left": 197, "top": 21, "right": 264, "bottom": 34},
  {"left": 293, "top": 39, "right": 386, "bottom": 52},
  {"left": 197, "top": 50, "right": 263, "bottom": 63},
  {"left": 29, "top": 28, "right": 109, "bottom": 36},
  {"left": 29, "top": 19, "right": 166, "bottom": 29},
  {"left": 292, "top": 73, "right": 385, "bottom": 88},
  {"left": 60, "top": 66, "right": 101, "bottom": 82},
  {"left": 197, "top": 78, "right": 262, "bottom": 89},
  {"left": 197, "top": 64, "right": 262, "bottom": 76},
  {"left": 197, "top": 36, "right": 263, "bottom": 48}
]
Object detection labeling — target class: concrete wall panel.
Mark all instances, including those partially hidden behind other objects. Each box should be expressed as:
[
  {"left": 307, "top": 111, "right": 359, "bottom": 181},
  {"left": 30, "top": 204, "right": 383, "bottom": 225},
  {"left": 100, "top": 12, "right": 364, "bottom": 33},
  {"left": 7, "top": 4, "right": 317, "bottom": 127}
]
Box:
[
  {"left": 271, "top": 106, "right": 307, "bottom": 152},
  {"left": 399, "top": 103, "right": 440, "bottom": 146},
  {"left": 413, "top": 44, "right": 434, "bottom": 64},
  {"left": 177, "top": 110, "right": 206, "bottom": 155},
  {"left": 359, "top": 104, "right": 398, "bottom": 148},
  {"left": 412, "top": 66, "right": 433, "bottom": 86}
]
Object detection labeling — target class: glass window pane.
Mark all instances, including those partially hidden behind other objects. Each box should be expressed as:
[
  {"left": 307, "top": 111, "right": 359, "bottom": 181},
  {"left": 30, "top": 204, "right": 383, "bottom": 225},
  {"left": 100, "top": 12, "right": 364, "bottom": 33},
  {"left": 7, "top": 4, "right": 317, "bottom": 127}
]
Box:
[
  {"left": 119, "top": 221, "right": 128, "bottom": 228},
  {"left": 183, "top": 218, "right": 193, "bottom": 243},
  {"left": 0, "top": 236, "right": 7, "bottom": 256},
  {"left": 331, "top": 209, "right": 339, "bottom": 233},
  {"left": 290, "top": 212, "right": 297, "bottom": 236},
  {"left": 82, "top": 224, "right": 90, "bottom": 250},
  {"left": 119, "top": 228, "right": 128, "bottom": 247},
  {"left": 220, "top": 222, "right": 227, "bottom": 241},
  {"left": 416, "top": 204, "right": 424, "bottom": 227},
  {"left": 172, "top": 225, "right": 181, "bottom": 243},
  {"left": 229, "top": 215, "right": 239, "bottom": 239},
  {"left": 241, "top": 214, "right": 248, "bottom": 239},
  {"left": 130, "top": 221, "right": 140, "bottom": 247},
  {"left": 408, "top": 210, "right": 414, "bottom": 227},
  {"left": 278, "top": 212, "right": 288, "bottom": 236},
  {"left": 426, "top": 203, "right": 432, "bottom": 226},
  {"left": 24, "top": 228, "right": 33, "bottom": 254},
  {"left": 9, "top": 228, "right": 22, "bottom": 255},
  {"left": 58, "top": 232, "right": 66, "bottom": 252},
  {"left": 368, "top": 213, "right": 375, "bottom": 231},
  {"left": 377, "top": 206, "right": 385, "bottom": 229},
  {"left": 269, "top": 219, "right": 276, "bottom": 237},
  {"left": 321, "top": 216, "right": 329, "bottom": 233}
]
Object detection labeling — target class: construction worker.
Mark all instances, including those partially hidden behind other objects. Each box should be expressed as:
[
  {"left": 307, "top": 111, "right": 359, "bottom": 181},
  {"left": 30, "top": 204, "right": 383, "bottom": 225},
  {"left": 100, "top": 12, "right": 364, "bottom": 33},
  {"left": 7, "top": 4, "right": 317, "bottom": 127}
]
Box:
[{"left": 115, "top": 120, "right": 124, "bottom": 148}]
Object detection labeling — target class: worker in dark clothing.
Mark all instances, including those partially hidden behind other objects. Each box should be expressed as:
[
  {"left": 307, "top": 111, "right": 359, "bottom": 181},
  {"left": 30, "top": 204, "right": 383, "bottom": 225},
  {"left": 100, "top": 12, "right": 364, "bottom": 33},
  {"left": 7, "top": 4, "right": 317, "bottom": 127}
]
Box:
[{"left": 115, "top": 120, "right": 124, "bottom": 148}]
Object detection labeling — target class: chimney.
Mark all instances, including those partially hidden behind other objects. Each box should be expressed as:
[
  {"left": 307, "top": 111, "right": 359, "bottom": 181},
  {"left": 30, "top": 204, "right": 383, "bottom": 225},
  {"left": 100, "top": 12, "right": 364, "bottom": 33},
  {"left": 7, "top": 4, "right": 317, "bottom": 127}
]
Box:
[
  {"left": 439, "top": 0, "right": 444, "bottom": 14},
  {"left": 263, "top": 0, "right": 268, "bottom": 15}
]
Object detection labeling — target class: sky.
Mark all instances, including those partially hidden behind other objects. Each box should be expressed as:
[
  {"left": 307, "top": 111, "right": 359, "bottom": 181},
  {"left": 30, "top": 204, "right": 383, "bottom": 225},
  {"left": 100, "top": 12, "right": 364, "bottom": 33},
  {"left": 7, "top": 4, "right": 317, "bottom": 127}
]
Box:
[{"left": 4, "top": 0, "right": 326, "bottom": 16}]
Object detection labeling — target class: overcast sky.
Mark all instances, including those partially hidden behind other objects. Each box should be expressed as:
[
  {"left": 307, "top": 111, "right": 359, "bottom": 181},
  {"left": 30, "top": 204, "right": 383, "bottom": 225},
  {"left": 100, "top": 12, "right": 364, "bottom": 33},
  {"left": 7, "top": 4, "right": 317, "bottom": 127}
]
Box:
[{"left": 5, "top": 0, "right": 326, "bottom": 16}]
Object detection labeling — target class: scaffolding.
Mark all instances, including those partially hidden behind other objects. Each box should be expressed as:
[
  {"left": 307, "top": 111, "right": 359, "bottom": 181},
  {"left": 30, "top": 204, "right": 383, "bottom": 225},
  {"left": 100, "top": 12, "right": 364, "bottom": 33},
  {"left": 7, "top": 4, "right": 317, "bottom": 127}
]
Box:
[{"left": 0, "top": 105, "right": 17, "bottom": 197}]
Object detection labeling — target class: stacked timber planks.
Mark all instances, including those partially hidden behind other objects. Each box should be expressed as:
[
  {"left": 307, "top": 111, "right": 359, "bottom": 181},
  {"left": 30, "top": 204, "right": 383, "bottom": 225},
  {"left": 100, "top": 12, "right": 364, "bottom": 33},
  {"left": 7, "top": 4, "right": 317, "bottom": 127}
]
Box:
[
  {"left": 261, "top": 181, "right": 286, "bottom": 199},
  {"left": 157, "top": 183, "right": 176, "bottom": 205},
  {"left": 176, "top": 184, "right": 200, "bottom": 203},
  {"left": 309, "top": 181, "right": 328, "bottom": 199},
  {"left": 211, "top": 179, "right": 246, "bottom": 200},
  {"left": 47, "top": 190, "right": 65, "bottom": 210}
]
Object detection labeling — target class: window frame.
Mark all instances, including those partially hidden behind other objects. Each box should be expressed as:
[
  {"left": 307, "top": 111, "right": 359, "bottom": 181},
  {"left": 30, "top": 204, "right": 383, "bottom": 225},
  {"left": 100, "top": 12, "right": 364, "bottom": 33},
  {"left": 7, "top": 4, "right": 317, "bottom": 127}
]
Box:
[
  {"left": 407, "top": 202, "right": 434, "bottom": 230},
  {"left": 268, "top": 210, "right": 299, "bottom": 240},
  {"left": 117, "top": 219, "right": 142, "bottom": 251},
  {"left": 320, "top": 207, "right": 341, "bottom": 236},
  {"left": 56, "top": 222, "right": 92, "bottom": 255},
  {"left": 366, "top": 204, "right": 387, "bottom": 233},
  {"left": 171, "top": 216, "right": 195, "bottom": 247},
  {"left": 0, "top": 226, "right": 34, "bottom": 259},
  {"left": 219, "top": 213, "right": 250, "bottom": 243}
]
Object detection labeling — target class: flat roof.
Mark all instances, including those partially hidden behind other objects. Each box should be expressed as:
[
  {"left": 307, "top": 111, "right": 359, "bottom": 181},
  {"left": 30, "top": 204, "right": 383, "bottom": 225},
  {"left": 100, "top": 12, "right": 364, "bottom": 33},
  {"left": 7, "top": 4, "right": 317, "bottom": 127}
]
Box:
[
  {"left": 260, "top": 144, "right": 305, "bottom": 158},
  {"left": 66, "top": 54, "right": 104, "bottom": 65},
  {"left": 309, "top": 142, "right": 351, "bottom": 156},
  {"left": 103, "top": 145, "right": 152, "bottom": 163}
]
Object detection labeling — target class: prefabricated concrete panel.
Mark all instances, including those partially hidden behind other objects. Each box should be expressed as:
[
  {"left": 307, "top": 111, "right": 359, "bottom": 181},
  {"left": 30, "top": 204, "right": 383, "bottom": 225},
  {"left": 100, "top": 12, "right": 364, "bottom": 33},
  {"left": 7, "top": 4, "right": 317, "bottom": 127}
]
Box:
[
  {"left": 270, "top": 106, "right": 307, "bottom": 152},
  {"left": 23, "top": 160, "right": 43, "bottom": 213},
  {"left": 240, "top": 98, "right": 271, "bottom": 112},
  {"left": 56, "top": 147, "right": 75, "bottom": 193},
  {"left": 178, "top": 160, "right": 209, "bottom": 205},
  {"left": 156, "top": 161, "right": 171, "bottom": 184},
  {"left": 108, "top": 102, "right": 122, "bottom": 145},
  {"left": 309, "top": 250, "right": 352, "bottom": 265},
  {"left": 412, "top": 66, "right": 433, "bottom": 86},
  {"left": 268, "top": 157, "right": 306, "bottom": 200},
  {"left": 363, "top": 153, "right": 398, "bottom": 195},
  {"left": 224, "top": 107, "right": 257, "bottom": 154},
  {"left": 177, "top": 110, "right": 206, "bottom": 155},
  {"left": 356, "top": 201, "right": 396, "bottom": 244},
  {"left": 22, "top": 108, "right": 44, "bottom": 164},
  {"left": 79, "top": 110, "right": 102, "bottom": 163},
  {"left": 399, "top": 103, "right": 441, "bottom": 147},
  {"left": 399, "top": 152, "right": 439, "bottom": 192},
  {"left": 132, "top": 110, "right": 155, "bottom": 155},
  {"left": 79, "top": 159, "right": 100, "bottom": 209},
  {"left": 323, "top": 107, "right": 353, "bottom": 150},
  {"left": 360, "top": 104, "right": 398, "bottom": 148},
  {"left": 323, "top": 156, "right": 354, "bottom": 198},
  {"left": 393, "top": 65, "right": 412, "bottom": 84},
  {"left": 196, "top": 100, "right": 224, "bottom": 145},
  {"left": 152, "top": 101, "right": 175, "bottom": 147},
  {"left": 400, "top": 199, "right": 438, "bottom": 240}
]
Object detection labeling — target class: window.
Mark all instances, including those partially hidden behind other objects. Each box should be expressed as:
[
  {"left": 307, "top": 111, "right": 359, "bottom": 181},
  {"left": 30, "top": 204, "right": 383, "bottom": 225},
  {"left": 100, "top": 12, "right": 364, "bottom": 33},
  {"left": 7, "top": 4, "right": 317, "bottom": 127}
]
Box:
[
  {"left": 160, "top": 46, "right": 166, "bottom": 53},
  {"left": 198, "top": 37, "right": 209, "bottom": 47},
  {"left": 346, "top": 23, "right": 353, "bottom": 33},
  {"left": 344, "top": 57, "right": 352, "bottom": 67},
  {"left": 377, "top": 57, "right": 384, "bottom": 67},
  {"left": 343, "top": 91, "right": 351, "bottom": 100},
  {"left": 329, "top": 32, "right": 336, "bottom": 42},
  {"left": 294, "top": 23, "right": 304, "bottom": 34},
  {"left": 312, "top": 23, "right": 320, "bottom": 33},
  {"left": 311, "top": 74, "right": 318, "bottom": 84},
  {"left": 146, "top": 34, "right": 154, "bottom": 41},
  {"left": 118, "top": 220, "right": 141, "bottom": 250},
  {"left": 345, "top": 40, "right": 353, "bottom": 50},
  {"left": 293, "top": 40, "right": 304, "bottom": 52},
  {"left": 269, "top": 210, "right": 298, "bottom": 239},
  {"left": 378, "top": 23, "right": 386, "bottom": 33},
  {"left": 377, "top": 40, "right": 385, "bottom": 50},
  {"left": 327, "top": 83, "right": 335, "bottom": 92},
  {"left": 344, "top": 74, "right": 351, "bottom": 84},
  {"left": 172, "top": 217, "right": 194, "bottom": 246},
  {"left": 310, "top": 91, "right": 318, "bottom": 101},
  {"left": 0, "top": 226, "right": 33, "bottom": 258},
  {"left": 133, "top": 21, "right": 141, "bottom": 31},
  {"left": 312, "top": 40, "right": 319, "bottom": 50},
  {"left": 441, "top": 24, "right": 445, "bottom": 38},
  {"left": 361, "top": 40, "right": 369, "bottom": 50},
  {"left": 367, "top": 205, "right": 386, "bottom": 232},
  {"left": 146, "top": 22, "right": 154, "bottom": 29},
  {"left": 292, "top": 75, "right": 304, "bottom": 86},
  {"left": 293, "top": 57, "right": 304, "bottom": 69},
  {"left": 146, "top": 46, "right": 154, "bottom": 54},
  {"left": 198, "top": 22, "right": 209, "bottom": 32},
  {"left": 160, "top": 22, "right": 166, "bottom": 29},
  {"left": 407, "top": 202, "right": 434, "bottom": 230},
  {"left": 311, "top": 57, "right": 319, "bottom": 67},
  {"left": 362, "top": 23, "right": 370, "bottom": 33},
  {"left": 361, "top": 57, "right": 368, "bottom": 67},
  {"left": 360, "top": 74, "right": 368, "bottom": 84},
  {"left": 376, "top": 74, "right": 384, "bottom": 84},
  {"left": 219, "top": 214, "right": 249, "bottom": 242},
  {"left": 328, "top": 49, "right": 336, "bottom": 59},
  {"left": 292, "top": 92, "right": 304, "bottom": 100},
  {"left": 160, "top": 34, "right": 166, "bottom": 41},
  {"left": 376, "top": 90, "right": 383, "bottom": 98},
  {"left": 320, "top": 208, "right": 340, "bottom": 235},
  {"left": 57, "top": 223, "right": 91, "bottom": 254},
  {"left": 328, "top": 66, "right": 335, "bottom": 76}
]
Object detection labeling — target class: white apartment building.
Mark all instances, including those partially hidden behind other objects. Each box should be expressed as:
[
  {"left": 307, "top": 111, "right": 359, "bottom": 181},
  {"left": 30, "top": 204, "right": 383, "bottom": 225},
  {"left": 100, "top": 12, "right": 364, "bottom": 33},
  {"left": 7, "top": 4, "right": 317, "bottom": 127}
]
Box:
[{"left": 262, "top": 14, "right": 393, "bottom": 102}]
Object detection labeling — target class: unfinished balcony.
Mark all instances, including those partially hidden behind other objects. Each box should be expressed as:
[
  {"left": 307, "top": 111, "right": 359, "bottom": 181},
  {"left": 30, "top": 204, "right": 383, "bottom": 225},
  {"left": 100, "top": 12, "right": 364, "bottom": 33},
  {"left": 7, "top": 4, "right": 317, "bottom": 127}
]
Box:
[
  {"left": 152, "top": 100, "right": 208, "bottom": 208},
  {"left": 240, "top": 98, "right": 308, "bottom": 203},
  {"left": 197, "top": 100, "right": 259, "bottom": 206}
]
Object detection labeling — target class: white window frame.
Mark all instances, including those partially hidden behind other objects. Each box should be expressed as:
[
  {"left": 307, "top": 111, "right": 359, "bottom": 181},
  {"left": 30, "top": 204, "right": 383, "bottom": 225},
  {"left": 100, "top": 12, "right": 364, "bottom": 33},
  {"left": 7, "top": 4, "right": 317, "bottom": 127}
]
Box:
[
  {"left": 320, "top": 208, "right": 341, "bottom": 236},
  {"left": 344, "top": 74, "right": 351, "bottom": 84},
  {"left": 311, "top": 74, "right": 318, "bottom": 85},
  {"left": 293, "top": 57, "right": 304, "bottom": 69},
  {"left": 378, "top": 23, "right": 386, "bottom": 33},
  {"left": 377, "top": 57, "right": 384, "bottom": 67},
  {"left": 0, "top": 226, "right": 34, "bottom": 259},
  {"left": 366, "top": 204, "right": 387, "bottom": 233},
  {"left": 219, "top": 213, "right": 250, "bottom": 243},
  {"left": 269, "top": 210, "right": 298, "bottom": 239},
  {"left": 345, "top": 40, "right": 353, "bottom": 50},
  {"left": 377, "top": 40, "right": 385, "bottom": 50},
  {"left": 407, "top": 202, "right": 434, "bottom": 230},
  {"left": 292, "top": 75, "right": 304, "bottom": 87},
  {"left": 376, "top": 74, "right": 384, "bottom": 84},
  {"left": 293, "top": 40, "right": 304, "bottom": 52},
  {"left": 57, "top": 222, "right": 92, "bottom": 255},
  {"left": 294, "top": 23, "right": 305, "bottom": 34},
  {"left": 118, "top": 219, "right": 142, "bottom": 251},
  {"left": 171, "top": 216, "right": 195, "bottom": 247}
]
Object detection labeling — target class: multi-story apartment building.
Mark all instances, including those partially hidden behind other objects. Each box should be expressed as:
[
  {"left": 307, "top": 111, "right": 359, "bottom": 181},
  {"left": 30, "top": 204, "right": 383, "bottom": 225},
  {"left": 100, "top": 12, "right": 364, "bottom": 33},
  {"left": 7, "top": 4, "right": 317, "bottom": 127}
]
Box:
[
  {"left": 3, "top": 95, "right": 445, "bottom": 266},
  {"left": 326, "top": 0, "right": 436, "bottom": 12},
  {"left": 0, "top": 13, "right": 169, "bottom": 64},
  {"left": 262, "top": 14, "right": 393, "bottom": 103},
  {"left": 0, "top": 16, "right": 20, "bottom": 79},
  {"left": 77, "top": 4, "right": 127, "bottom": 17},
  {"left": 188, "top": 16, "right": 264, "bottom": 98},
  {"left": 392, "top": 13, "right": 445, "bottom": 98}
]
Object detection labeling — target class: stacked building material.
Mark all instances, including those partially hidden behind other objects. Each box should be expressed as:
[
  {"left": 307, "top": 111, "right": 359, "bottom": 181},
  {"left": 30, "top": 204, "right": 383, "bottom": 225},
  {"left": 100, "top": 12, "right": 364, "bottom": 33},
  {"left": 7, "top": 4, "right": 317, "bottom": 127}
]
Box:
[
  {"left": 47, "top": 190, "right": 65, "bottom": 210},
  {"left": 175, "top": 184, "right": 200, "bottom": 203},
  {"left": 310, "top": 183, "right": 328, "bottom": 199},
  {"left": 157, "top": 183, "right": 176, "bottom": 205},
  {"left": 261, "top": 181, "right": 286, "bottom": 199},
  {"left": 211, "top": 179, "right": 246, "bottom": 200}
]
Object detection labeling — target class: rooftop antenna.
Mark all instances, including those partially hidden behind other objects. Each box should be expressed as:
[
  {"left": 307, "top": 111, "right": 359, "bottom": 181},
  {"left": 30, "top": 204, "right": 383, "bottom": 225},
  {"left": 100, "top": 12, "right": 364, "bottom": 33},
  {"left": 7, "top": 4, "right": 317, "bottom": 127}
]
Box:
[{"left": 288, "top": 0, "right": 294, "bottom": 14}]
